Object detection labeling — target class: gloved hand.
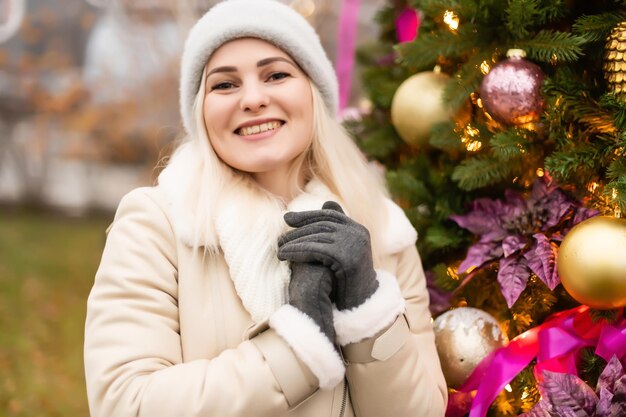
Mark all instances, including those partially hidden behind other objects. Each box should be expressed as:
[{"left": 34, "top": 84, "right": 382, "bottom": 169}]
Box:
[
  {"left": 278, "top": 201, "right": 379, "bottom": 311},
  {"left": 287, "top": 261, "right": 336, "bottom": 345}
]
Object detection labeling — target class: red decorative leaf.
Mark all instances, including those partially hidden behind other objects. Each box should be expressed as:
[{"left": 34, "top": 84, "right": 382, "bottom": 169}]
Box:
[{"left": 498, "top": 255, "right": 531, "bottom": 308}]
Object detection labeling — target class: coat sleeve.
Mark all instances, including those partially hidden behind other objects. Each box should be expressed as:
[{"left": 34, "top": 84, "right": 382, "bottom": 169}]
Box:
[
  {"left": 84, "top": 188, "right": 318, "bottom": 417},
  {"left": 342, "top": 245, "right": 448, "bottom": 417}
]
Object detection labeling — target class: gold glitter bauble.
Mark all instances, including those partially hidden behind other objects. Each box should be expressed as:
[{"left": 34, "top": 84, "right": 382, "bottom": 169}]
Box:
[
  {"left": 390, "top": 71, "right": 455, "bottom": 148},
  {"left": 433, "top": 307, "right": 507, "bottom": 388},
  {"left": 558, "top": 216, "right": 626, "bottom": 309},
  {"left": 604, "top": 21, "right": 626, "bottom": 98}
]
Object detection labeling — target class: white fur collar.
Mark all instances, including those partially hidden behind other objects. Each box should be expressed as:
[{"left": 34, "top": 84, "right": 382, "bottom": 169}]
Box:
[
  {"left": 158, "top": 146, "right": 417, "bottom": 321},
  {"left": 158, "top": 144, "right": 418, "bottom": 255}
]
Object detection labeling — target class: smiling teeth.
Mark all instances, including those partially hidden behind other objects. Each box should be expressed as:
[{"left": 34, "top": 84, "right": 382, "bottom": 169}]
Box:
[{"left": 239, "top": 121, "right": 282, "bottom": 136}]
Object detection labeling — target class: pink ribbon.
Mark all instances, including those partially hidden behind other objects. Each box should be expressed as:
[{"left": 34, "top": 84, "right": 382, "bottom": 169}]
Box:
[
  {"left": 446, "top": 306, "right": 626, "bottom": 417},
  {"left": 336, "top": 0, "right": 360, "bottom": 112},
  {"left": 395, "top": 8, "right": 420, "bottom": 43}
]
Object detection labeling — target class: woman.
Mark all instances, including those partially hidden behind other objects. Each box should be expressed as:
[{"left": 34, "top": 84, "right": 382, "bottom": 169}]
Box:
[{"left": 84, "top": 1, "right": 447, "bottom": 416}]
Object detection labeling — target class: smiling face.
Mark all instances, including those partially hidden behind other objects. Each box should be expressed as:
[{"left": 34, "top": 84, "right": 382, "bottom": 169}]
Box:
[{"left": 202, "top": 38, "right": 314, "bottom": 185}]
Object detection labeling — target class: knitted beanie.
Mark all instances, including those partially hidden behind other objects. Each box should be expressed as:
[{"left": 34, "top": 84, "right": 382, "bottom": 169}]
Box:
[{"left": 179, "top": 0, "right": 339, "bottom": 136}]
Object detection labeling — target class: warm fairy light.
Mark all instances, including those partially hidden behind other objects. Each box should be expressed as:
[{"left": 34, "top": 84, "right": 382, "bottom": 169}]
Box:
[
  {"left": 480, "top": 60, "right": 490, "bottom": 74},
  {"left": 536, "top": 168, "right": 544, "bottom": 177},
  {"left": 521, "top": 390, "right": 529, "bottom": 400},
  {"left": 476, "top": 97, "right": 484, "bottom": 108},
  {"left": 465, "top": 141, "right": 482, "bottom": 152},
  {"left": 612, "top": 188, "right": 618, "bottom": 200},
  {"left": 550, "top": 53, "right": 558, "bottom": 65},
  {"left": 513, "top": 177, "right": 519, "bottom": 183},
  {"left": 461, "top": 124, "right": 482, "bottom": 152},
  {"left": 465, "top": 125, "right": 479, "bottom": 137},
  {"left": 505, "top": 384, "right": 513, "bottom": 392},
  {"left": 443, "top": 10, "right": 459, "bottom": 30},
  {"left": 446, "top": 266, "right": 459, "bottom": 280},
  {"left": 588, "top": 182, "right": 599, "bottom": 193}
]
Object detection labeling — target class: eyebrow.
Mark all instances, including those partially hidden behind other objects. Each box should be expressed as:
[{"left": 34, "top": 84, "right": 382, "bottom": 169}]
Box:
[{"left": 205, "top": 57, "right": 298, "bottom": 78}]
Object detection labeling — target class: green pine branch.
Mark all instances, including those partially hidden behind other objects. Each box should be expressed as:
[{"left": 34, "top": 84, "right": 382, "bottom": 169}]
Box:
[
  {"left": 396, "top": 25, "right": 485, "bottom": 69},
  {"left": 572, "top": 12, "right": 626, "bottom": 42},
  {"left": 429, "top": 121, "right": 464, "bottom": 151},
  {"left": 505, "top": 0, "right": 544, "bottom": 39},
  {"left": 452, "top": 154, "right": 515, "bottom": 190},
  {"left": 490, "top": 128, "right": 534, "bottom": 160},
  {"left": 515, "top": 30, "right": 586, "bottom": 63}
]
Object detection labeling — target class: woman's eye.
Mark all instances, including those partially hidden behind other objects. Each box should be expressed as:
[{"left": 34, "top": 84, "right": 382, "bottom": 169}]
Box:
[
  {"left": 268, "top": 72, "right": 290, "bottom": 81},
  {"left": 211, "top": 81, "right": 236, "bottom": 91}
]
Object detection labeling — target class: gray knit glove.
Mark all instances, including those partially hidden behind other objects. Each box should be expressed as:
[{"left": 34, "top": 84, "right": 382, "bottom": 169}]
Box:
[
  {"left": 287, "top": 261, "right": 336, "bottom": 345},
  {"left": 278, "top": 201, "right": 379, "bottom": 311}
]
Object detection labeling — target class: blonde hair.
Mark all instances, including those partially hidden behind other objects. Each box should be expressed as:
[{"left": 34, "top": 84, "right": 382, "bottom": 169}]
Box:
[{"left": 164, "top": 65, "right": 389, "bottom": 265}]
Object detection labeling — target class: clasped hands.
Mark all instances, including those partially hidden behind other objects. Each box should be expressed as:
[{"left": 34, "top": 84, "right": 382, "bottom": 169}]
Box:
[{"left": 278, "top": 201, "right": 379, "bottom": 345}]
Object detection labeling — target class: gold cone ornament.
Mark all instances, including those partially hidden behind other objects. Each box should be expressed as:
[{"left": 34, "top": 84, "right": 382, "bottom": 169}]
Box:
[
  {"left": 603, "top": 21, "right": 626, "bottom": 99},
  {"left": 557, "top": 216, "right": 626, "bottom": 309},
  {"left": 433, "top": 307, "right": 507, "bottom": 388},
  {"left": 390, "top": 70, "right": 455, "bottom": 148}
]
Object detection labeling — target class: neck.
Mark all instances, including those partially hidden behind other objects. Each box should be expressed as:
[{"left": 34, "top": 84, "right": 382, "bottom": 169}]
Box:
[{"left": 252, "top": 165, "right": 306, "bottom": 203}]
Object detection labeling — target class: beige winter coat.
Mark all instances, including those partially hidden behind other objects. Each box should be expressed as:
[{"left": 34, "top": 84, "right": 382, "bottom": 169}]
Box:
[{"left": 84, "top": 182, "right": 447, "bottom": 417}]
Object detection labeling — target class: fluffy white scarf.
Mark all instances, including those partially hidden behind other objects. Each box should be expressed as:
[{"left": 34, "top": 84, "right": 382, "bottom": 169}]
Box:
[{"left": 158, "top": 145, "right": 417, "bottom": 322}]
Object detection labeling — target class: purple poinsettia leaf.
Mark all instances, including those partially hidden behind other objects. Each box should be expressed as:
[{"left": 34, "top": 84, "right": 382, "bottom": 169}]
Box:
[
  {"left": 572, "top": 207, "right": 600, "bottom": 227},
  {"left": 525, "top": 234, "right": 559, "bottom": 290},
  {"left": 541, "top": 189, "right": 576, "bottom": 230},
  {"left": 540, "top": 370, "right": 598, "bottom": 417},
  {"left": 458, "top": 240, "right": 503, "bottom": 274},
  {"left": 530, "top": 177, "right": 551, "bottom": 201},
  {"left": 498, "top": 255, "right": 531, "bottom": 308},
  {"left": 597, "top": 355, "right": 625, "bottom": 395},
  {"left": 597, "top": 386, "right": 613, "bottom": 417},
  {"left": 609, "top": 375, "right": 626, "bottom": 416},
  {"left": 502, "top": 234, "right": 527, "bottom": 257},
  {"left": 450, "top": 198, "right": 507, "bottom": 238}
]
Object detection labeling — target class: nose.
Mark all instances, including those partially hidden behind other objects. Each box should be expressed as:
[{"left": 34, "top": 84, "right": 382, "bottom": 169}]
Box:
[{"left": 239, "top": 81, "right": 269, "bottom": 113}]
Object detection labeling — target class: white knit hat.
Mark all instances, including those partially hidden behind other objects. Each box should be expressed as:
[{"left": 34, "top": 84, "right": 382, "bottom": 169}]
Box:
[{"left": 179, "top": 0, "right": 339, "bottom": 136}]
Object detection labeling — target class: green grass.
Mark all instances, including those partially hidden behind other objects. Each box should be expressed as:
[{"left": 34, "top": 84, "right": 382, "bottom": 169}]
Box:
[{"left": 0, "top": 209, "right": 111, "bottom": 417}]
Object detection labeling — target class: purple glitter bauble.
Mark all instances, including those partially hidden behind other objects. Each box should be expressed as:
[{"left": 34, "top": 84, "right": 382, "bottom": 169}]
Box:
[{"left": 480, "top": 56, "right": 545, "bottom": 125}]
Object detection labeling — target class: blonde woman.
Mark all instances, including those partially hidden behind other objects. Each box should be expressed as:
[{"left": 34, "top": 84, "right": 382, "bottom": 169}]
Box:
[{"left": 84, "top": 1, "right": 447, "bottom": 416}]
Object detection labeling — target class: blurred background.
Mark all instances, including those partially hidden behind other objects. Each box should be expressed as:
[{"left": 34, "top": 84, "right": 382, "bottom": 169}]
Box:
[{"left": 0, "top": 0, "right": 382, "bottom": 415}]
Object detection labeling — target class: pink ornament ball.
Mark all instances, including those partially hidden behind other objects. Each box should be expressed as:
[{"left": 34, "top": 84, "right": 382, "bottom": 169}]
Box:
[{"left": 480, "top": 50, "right": 545, "bottom": 125}]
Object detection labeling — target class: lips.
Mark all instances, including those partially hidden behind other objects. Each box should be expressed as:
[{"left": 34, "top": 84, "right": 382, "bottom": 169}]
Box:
[{"left": 235, "top": 120, "right": 285, "bottom": 137}]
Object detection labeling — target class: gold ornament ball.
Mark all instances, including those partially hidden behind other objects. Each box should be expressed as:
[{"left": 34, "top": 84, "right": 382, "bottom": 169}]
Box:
[
  {"left": 433, "top": 307, "right": 507, "bottom": 388},
  {"left": 390, "top": 71, "right": 454, "bottom": 148},
  {"left": 603, "top": 21, "right": 626, "bottom": 99},
  {"left": 558, "top": 216, "right": 626, "bottom": 309}
]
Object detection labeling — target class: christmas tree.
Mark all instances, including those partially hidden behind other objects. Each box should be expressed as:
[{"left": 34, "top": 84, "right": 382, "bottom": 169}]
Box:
[{"left": 350, "top": 0, "right": 626, "bottom": 415}]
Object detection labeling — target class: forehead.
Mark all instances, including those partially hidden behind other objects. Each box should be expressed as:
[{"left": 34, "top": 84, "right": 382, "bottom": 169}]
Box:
[{"left": 207, "top": 38, "right": 294, "bottom": 68}]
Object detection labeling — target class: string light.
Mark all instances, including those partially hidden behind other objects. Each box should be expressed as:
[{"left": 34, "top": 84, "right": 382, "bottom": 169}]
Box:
[
  {"left": 587, "top": 182, "right": 599, "bottom": 193},
  {"left": 480, "top": 61, "right": 490, "bottom": 74},
  {"left": 504, "top": 384, "right": 513, "bottom": 392},
  {"left": 461, "top": 124, "right": 482, "bottom": 152},
  {"left": 446, "top": 266, "right": 460, "bottom": 280},
  {"left": 536, "top": 168, "right": 544, "bottom": 177},
  {"left": 443, "top": 10, "right": 459, "bottom": 30}
]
